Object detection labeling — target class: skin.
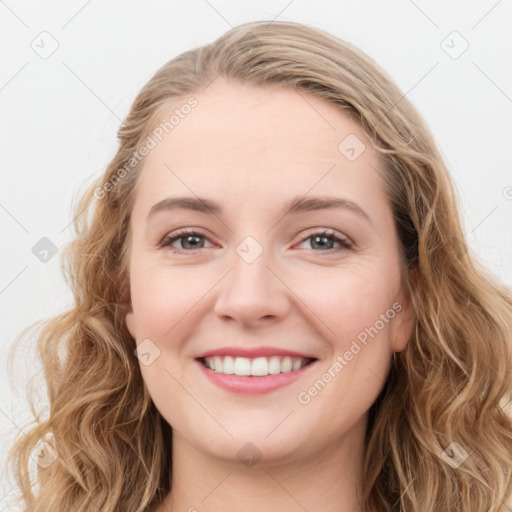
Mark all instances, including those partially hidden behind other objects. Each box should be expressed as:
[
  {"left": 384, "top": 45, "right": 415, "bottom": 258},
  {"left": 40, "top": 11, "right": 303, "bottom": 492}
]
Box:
[{"left": 125, "top": 77, "right": 416, "bottom": 512}]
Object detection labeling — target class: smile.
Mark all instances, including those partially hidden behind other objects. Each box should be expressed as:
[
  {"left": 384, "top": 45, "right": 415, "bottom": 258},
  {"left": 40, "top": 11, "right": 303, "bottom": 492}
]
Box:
[
  {"left": 196, "top": 355, "right": 318, "bottom": 394},
  {"left": 201, "top": 355, "right": 314, "bottom": 376}
]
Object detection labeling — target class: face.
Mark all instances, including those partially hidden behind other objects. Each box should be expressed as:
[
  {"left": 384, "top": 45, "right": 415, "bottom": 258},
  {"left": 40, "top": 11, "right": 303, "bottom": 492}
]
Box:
[{"left": 125, "top": 78, "right": 415, "bottom": 465}]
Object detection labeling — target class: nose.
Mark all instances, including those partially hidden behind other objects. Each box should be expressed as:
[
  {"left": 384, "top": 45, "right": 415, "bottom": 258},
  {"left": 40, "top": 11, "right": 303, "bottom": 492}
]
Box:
[{"left": 213, "top": 244, "right": 290, "bottom": 328}]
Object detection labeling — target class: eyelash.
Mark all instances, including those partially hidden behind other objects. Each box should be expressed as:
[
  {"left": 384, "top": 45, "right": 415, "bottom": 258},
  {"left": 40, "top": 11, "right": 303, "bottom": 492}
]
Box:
[{"left": 158, "top": 228, "right": 353, "bottom": 254}]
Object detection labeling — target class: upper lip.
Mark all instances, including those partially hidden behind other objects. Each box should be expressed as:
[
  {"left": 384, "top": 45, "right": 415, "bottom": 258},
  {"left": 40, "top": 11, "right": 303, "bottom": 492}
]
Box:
[{"left": 195, "top": 347, "right": 317, "bottom": 359}]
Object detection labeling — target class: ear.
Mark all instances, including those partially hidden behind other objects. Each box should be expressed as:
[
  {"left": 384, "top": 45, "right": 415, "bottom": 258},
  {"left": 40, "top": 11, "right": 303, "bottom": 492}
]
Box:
[
  {"left": 116, "top": 266, "right": 137, "bottom": 341},
  {"left": 392, "top": 268, "right": 418, "bottom": 353},
  {"left": 125, "top": 306, "right": 137, "bottom": 341}
]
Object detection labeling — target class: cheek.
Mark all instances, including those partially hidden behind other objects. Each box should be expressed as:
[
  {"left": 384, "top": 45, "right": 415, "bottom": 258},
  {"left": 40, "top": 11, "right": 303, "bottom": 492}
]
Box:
[
  {"left": 294, "top": 272, "right": 398, "bottom": 425},
  {"left": 297, "top": 264, "right": 400, "bottom": 347},
  {"left": 130, "top": 261, "right": 212, "bottom": 339}
]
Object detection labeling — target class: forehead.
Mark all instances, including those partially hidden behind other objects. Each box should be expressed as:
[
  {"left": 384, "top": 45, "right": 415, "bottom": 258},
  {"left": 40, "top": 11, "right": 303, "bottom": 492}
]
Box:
[{"left": 132, "top": 79, "right": 387, "bottom": 215}]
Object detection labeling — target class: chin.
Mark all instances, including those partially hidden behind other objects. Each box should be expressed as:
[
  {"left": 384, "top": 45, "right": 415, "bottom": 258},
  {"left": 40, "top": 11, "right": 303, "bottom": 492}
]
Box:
[{"left": 190, "top": 420, "right": 313, "bottom": 466}]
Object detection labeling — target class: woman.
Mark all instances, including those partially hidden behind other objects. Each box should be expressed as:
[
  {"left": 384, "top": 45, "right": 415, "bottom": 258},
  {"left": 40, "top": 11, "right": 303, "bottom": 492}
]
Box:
[{"left": 8, "top": 20, "right": 512, "bottom": 512}]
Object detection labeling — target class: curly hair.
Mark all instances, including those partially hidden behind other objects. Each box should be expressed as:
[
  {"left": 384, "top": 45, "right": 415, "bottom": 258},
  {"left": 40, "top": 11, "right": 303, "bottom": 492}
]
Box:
[{"left": 7, "top": 20, "right": 512, "bottom": 511}]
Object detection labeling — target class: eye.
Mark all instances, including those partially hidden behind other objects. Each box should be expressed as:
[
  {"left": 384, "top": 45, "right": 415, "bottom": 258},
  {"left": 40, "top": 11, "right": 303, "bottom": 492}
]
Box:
[
  {"left": 296, "top": 229, "right": 353, "bottom": 252},
  {"left": 158, "top": 228, "right": 353, "bottom": 254},
  {"left": 158, "top": 229, "right": 213, "bottom": 253}
]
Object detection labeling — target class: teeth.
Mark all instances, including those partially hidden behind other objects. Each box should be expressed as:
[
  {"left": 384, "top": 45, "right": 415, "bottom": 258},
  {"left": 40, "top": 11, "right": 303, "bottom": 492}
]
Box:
[
  {"left": 268, "top": 356, "right": 281, "bottom": 374},
  {"left": 251, "top": 357, "right": 268, "bottom": 376},
  {"left": 203, "top": 355, "right": 311, "bottom": 376}
]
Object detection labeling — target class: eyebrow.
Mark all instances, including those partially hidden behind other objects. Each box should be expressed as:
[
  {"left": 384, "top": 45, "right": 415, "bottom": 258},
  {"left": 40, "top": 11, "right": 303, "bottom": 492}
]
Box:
[{"left": 147, "top": 195, "right": 371, "bottom": 223}]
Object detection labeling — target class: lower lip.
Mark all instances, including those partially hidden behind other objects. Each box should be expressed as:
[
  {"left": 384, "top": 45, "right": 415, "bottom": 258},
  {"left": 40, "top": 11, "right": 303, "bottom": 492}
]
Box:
[{"left": 195, "top": 358, "right": 317, "bottom": 394}]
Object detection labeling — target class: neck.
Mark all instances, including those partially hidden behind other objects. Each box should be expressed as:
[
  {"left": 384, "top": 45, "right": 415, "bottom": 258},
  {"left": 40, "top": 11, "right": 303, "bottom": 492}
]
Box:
[{"left": 159, "top": 414, "right": 368, "bottom": 512}]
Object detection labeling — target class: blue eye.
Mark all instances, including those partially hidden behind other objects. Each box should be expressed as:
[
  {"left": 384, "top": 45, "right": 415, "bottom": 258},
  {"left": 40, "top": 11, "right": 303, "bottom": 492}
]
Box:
[{"left": 158, "top": 228, "right": 353, "bottom": 253}]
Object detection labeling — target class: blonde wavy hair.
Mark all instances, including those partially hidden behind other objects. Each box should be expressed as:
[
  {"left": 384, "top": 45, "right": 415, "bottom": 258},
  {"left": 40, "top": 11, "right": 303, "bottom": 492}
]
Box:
[{"left": 7, "top": 20, "right": 512, "bottom": 512}]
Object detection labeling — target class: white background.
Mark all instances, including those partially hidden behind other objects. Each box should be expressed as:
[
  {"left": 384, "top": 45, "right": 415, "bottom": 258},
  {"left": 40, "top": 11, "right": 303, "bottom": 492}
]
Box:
[{"left": 1, "top": 0, "right": 511, "bottom": 508}]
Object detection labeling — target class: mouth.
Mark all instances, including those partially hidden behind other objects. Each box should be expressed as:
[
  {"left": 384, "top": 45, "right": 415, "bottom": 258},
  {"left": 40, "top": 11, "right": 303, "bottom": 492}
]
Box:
[{"left": 198, "top": 355, "right": 317, "bottom": 377}]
